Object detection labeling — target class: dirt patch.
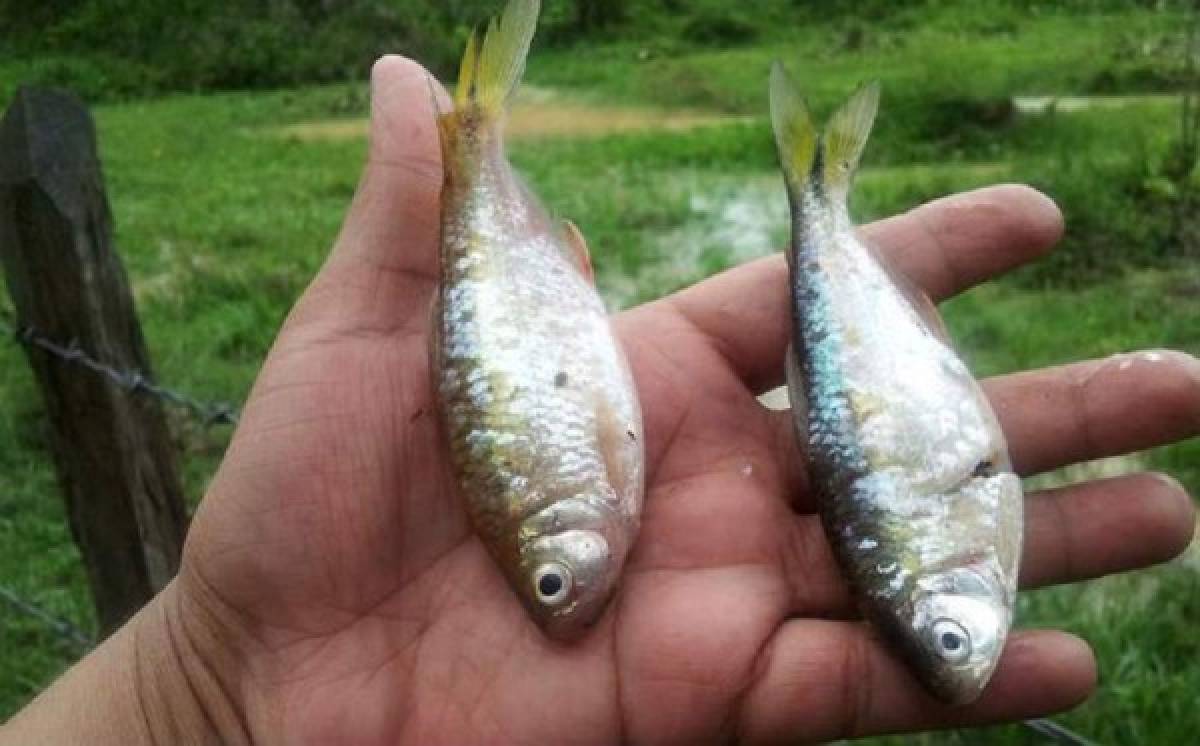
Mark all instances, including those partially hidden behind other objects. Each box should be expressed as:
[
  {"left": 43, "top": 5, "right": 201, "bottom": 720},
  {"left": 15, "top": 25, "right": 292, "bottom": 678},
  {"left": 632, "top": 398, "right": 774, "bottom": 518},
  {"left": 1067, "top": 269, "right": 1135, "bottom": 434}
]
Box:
[
  {"left": 1013, "top": 93, "right": 1181, "bottom": 114},
  {"left": 276, "top": 100, "right": 746, "bottom": 143}
]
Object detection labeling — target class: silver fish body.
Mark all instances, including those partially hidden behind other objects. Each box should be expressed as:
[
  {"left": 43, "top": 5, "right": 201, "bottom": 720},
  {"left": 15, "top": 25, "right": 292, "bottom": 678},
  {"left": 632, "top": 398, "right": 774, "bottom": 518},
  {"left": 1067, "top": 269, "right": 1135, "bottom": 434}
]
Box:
[
  {"left": 433, "top": 0, "right": 643, "bottom": 640},
  {"left": 771, "top": 67, "right": 1022, "bottom": 703}
]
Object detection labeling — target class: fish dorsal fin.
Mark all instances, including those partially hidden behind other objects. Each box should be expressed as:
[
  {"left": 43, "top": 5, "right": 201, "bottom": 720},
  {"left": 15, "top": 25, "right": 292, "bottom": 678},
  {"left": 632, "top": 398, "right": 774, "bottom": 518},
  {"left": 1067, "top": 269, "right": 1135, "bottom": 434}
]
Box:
[
  {"left": 867, "top": 243, "right": 952, "bottom": 344},
  {"left": 559, "top": 219, "right": 594, "bottom": 284},
  {"left": 822, "top": 81, "right": 880, "bottom": 202}
]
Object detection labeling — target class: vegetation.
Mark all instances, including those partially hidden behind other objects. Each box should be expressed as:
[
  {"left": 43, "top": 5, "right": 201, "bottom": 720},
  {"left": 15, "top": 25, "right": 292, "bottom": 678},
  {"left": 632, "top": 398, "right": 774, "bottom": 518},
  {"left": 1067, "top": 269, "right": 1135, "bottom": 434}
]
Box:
[
  {"left": 1, "top": 0, "right": 1190, "bottom": 101},
  {"left": 1, "top": 1, "right": 1197, "bottom": 743}
]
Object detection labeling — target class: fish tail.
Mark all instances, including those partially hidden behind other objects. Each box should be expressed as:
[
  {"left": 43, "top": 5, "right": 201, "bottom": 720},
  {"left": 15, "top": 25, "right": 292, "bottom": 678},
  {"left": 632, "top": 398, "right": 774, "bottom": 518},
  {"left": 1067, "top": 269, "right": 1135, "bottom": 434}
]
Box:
[
  {"left": 769, "top": 62, "right": 879, "bottom": 204},
  {"left": 437, "top": 0, "right": 539, "bottom": 147},
  {"left": 769, "top": 62, "right": 818, "bottom": 195}
]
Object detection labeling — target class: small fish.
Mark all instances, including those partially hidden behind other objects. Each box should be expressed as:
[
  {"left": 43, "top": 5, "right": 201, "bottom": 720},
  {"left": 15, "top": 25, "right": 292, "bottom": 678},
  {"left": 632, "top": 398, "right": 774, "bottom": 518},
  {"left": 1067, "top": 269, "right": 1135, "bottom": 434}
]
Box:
[
  {"left": 769, "top": 64, "right": 1023, "bottom": 704},
  {"left": 431, "top": 0, "right": 643, "bottom": 640}
]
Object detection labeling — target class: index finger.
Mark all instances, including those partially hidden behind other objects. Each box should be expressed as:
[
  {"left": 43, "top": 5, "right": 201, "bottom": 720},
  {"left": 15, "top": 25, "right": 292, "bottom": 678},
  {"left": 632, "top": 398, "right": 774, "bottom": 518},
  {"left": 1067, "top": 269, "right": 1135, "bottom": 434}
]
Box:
[{"left": 656, "top": 184, "right": 1064, "bottom": 393}]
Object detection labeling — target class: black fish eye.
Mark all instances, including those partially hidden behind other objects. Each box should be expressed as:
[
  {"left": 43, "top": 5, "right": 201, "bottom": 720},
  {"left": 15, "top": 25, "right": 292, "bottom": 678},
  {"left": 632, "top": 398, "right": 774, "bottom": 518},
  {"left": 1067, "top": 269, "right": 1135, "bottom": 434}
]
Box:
[
  {"left": 533, "top": 562, "right": 573, "bottom": 606},
  {"left": 539, "top": 572, "right": 563, "bottom": 597},
  {"left": 930, "top": 618, "right": 972, "bottom": 663}
]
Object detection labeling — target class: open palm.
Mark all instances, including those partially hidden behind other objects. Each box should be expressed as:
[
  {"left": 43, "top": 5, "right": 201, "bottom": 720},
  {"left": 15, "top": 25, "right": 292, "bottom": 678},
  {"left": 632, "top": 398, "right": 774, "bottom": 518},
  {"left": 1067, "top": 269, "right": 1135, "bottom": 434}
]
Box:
[{"left": 177, "top": 57, "right": 1198, "bottom": 745}]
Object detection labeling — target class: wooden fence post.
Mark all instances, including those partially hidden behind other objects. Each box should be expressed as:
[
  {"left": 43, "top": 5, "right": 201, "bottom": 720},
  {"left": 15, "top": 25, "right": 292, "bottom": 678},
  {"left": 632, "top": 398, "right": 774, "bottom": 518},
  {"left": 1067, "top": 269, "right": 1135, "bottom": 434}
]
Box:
[{"left": 0, "top": 86, "right": 187, "bottom": 638}]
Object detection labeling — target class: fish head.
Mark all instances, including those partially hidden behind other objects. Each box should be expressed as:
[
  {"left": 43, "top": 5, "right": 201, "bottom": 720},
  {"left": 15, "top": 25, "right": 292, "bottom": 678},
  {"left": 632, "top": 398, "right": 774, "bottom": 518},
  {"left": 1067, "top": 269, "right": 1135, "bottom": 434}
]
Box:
[
  {"left": 518, "top": 526, "right": 621, "bottom": 641},
  {"left": 905, "top": 565, "right": 1012, "bottom": 704},
  {"left": 515, "top": 488, "right": 637, "bottom": 640}
]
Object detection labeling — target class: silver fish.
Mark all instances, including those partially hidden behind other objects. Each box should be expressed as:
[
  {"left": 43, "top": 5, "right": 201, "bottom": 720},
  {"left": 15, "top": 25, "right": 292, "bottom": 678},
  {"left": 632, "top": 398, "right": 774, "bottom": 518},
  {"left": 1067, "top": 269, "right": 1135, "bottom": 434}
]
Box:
[
  {"left": 769, "top": 64, "right": 1023, "bottom": 704},
  {"left": 432, "top": 0, "right": 643, "bottom": 640}
]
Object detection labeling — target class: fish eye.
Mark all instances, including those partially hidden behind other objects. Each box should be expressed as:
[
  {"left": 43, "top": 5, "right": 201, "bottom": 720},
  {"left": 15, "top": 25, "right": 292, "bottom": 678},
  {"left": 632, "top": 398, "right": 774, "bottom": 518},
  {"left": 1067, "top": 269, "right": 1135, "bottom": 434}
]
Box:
[
  {"left": 532, "top": 562, "right": 573, "bottom": 607},
  {"left": 930, "top": 618, "right": 972, "bottom": 664}
]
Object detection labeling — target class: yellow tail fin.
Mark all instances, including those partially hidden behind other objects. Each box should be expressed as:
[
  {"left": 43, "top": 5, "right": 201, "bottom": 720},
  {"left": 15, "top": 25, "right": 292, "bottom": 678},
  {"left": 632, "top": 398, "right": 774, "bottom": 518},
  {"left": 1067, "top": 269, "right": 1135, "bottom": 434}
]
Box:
[
  {"left": 456, "top": 0, "right": 540, "bottom": 117},
  {"left": 769, "top": 61, "right": 879, "bottom": 201},
  {"left": 769, "top": 62, "right": 817, "bottom": 193}
]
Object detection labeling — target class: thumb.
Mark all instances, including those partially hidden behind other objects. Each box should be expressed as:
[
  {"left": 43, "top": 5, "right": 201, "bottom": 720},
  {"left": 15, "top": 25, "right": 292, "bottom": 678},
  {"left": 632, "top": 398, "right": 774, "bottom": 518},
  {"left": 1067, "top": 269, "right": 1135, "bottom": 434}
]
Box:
[{"left": 296, "top": 55, "right": 448, "bottom": 337}]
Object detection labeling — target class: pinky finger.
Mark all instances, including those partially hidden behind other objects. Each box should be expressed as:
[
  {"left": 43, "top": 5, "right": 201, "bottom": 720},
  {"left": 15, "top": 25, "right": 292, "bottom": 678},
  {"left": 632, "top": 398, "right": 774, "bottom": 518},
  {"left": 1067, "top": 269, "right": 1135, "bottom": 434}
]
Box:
[{"left": 736, "top": 621, "right": 1096, "bottom": 744}]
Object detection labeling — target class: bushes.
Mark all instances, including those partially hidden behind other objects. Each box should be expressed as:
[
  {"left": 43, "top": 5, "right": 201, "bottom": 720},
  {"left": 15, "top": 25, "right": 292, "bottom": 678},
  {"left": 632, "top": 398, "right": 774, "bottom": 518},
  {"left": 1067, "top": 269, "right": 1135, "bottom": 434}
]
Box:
[
  {"left": 1011, "top": 108, "right": 1190, "bottom": 287},
  {"left": 1, "top": 0, "right": 515, "bottom": 101},
  {"left": 680, "top": 8, "right": 760, "bottom": 46},
  {"left": 0, "top": 0, "right": 626, "bottom": 101},
  {"left": 5, "top": 56, "right": 162, "bottom": 102},
  {"left": 0, "top": 0, "right": 1189, "bottom": 102}
]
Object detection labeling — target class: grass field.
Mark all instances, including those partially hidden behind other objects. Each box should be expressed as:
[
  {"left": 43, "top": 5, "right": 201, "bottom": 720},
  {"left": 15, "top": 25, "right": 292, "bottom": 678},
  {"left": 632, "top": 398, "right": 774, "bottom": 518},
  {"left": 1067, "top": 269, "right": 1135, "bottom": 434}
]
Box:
[{"left": 1, "top": 3, "right": 1198, "bottom": 743}]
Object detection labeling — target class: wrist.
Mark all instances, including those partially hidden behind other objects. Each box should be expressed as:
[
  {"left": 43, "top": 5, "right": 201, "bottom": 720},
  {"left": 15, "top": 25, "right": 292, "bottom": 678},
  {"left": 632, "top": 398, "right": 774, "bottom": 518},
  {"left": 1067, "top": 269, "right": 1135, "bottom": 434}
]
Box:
[
  {"left": 1, "top": 580, "right": 250, "bottom": 746},
  {"left": 134, "top": 578, "right": 253, "bottom": 745}
]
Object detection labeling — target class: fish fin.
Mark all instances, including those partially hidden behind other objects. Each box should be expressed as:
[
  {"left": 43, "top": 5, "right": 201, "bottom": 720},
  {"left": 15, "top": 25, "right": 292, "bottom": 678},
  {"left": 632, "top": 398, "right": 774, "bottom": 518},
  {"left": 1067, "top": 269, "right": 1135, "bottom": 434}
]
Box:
[
  {"left": 427, "top": 72, "right": 455, "bottom": 163},
  {"left": 456, "top": 27, "right": 481, "bottom": 108},
  {"left": 822, "top": 81, "right": 880, "bottom": 201},
  {"left": 769, "top": 62, "right": 818, "bottom": 193},
  {"left": 867, "top": 244, "right": 952, "bottom": 344},
  {"left": 427, "top": 293, "right": 444, "bottom": 392},
  {"left": 560, "top": 219, "right": 595, "bottom": 284},
  {"left": 902, "top": 279, "right": 952, "bottom": 344},
  {"left": 595, "top": 396, "right": 638, "bottom": 500},
  {"left": 455, "top": 0, "right": 539, "bottom": 118},
  {"left": 784, "top": 343, "right": 808, "bottom": 445}
]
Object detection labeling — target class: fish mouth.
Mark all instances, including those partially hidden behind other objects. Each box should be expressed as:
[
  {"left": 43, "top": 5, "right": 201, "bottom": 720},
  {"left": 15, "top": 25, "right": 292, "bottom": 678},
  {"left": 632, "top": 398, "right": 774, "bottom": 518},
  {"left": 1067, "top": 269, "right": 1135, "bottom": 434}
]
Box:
[
  {"left": 537, "top": 596, "right": 608, "bottom": 642},
  {"left": 921, "top": 636, "right": 1006, "bottom": 705}
]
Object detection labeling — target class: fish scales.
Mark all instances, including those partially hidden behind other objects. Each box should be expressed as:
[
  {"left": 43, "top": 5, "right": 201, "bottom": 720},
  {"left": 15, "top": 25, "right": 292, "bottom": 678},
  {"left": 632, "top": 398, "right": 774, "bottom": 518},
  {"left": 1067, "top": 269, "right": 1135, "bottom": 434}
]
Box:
[
  {"left": 772, "top": 65, "right": 1023, "bottom": 704},
  {"left": 433, "top": 0, "right": 643, "bottom": 640}
]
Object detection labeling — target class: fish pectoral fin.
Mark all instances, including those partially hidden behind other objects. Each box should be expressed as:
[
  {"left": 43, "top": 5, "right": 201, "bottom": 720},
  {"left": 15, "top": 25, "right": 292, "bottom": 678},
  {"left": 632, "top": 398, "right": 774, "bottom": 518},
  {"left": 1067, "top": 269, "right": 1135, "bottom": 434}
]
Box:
[
  {"left": 866, "top": 243, "right": 953, "bottom": 345},
  {"left": 594, "top": 395, "right": 638, "bottom": 496},
  {"left": 560, "top": 219, "right": 595, "bottom": 284}
]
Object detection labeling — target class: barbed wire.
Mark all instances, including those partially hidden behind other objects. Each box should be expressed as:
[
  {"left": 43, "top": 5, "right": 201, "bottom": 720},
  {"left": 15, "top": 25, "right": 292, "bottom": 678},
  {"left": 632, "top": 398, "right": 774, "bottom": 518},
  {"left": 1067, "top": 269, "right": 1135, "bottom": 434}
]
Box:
[
  {"left": 0, "top": 307, "right": 240, "bottom": 427},
  {"left": 1024, "top": 717, "right": 1100, "bottom": 746},
  {"left": 0, "top": 305, "right": 230, "bottom": 659},
  {"left": 0, "top": 584, "right": 93, "bottom": 653}
]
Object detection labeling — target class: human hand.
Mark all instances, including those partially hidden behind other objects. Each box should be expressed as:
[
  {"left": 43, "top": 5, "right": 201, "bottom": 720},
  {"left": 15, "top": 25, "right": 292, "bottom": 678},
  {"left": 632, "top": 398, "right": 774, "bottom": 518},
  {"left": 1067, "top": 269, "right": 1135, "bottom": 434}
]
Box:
[{"left": 8, "top": 56, "right": 1196, "bottom": 746}]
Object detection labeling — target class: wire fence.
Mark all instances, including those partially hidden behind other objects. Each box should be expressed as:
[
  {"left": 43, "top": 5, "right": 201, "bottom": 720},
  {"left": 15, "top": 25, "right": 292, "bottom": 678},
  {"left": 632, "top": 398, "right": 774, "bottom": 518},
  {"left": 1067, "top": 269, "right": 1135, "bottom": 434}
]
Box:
[
  {"left": 0, "top": 308, "right": 1099, "bottom": 745},
  {"left": 0, "top": 306, "right": 240, "bottom": 427},
  {"left": 0, "top": 585, "right": 92, "bottom": 653},
  {"left": 0, "top": 304, "right": 242, "bottom": 653}
]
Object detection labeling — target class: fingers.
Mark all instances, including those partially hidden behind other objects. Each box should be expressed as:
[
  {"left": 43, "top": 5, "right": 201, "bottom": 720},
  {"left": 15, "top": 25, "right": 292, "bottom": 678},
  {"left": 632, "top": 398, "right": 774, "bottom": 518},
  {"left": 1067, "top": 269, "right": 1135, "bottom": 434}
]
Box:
[
  {"left": 781, "top": 473, "right": 1196, "bottom": 617},
  {"left": 736, "top": 623, "right": 1095, "bottom": 744},
  {"left": 771, "top": 350, "right": 1200, "bottom": 505},
  {"left": 1020, "top": 472, "right": 1196, "bottom": 589},
  {"left": 293, "top": 56, "right": 447, "bottom": 339},
  {"left": 658, "top": 184, "right": 1063, "bottom": 392},
  {"left": 858, "top": 184, "right": 1064, "bottom": 302},
  {"left": 987, "top": 350, "right": 1200, "bottom": 475}
]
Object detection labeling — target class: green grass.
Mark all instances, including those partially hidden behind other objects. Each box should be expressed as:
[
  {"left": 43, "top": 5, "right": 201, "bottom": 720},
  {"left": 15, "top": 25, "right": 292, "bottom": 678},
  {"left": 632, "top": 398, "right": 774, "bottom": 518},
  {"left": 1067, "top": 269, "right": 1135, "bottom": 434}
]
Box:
[
  {"left": 527, "top": 6, "right": 1186, "bottom": 114},
  {"left": 2, "top": 4, "right": 1198, "bottom": 743}
]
